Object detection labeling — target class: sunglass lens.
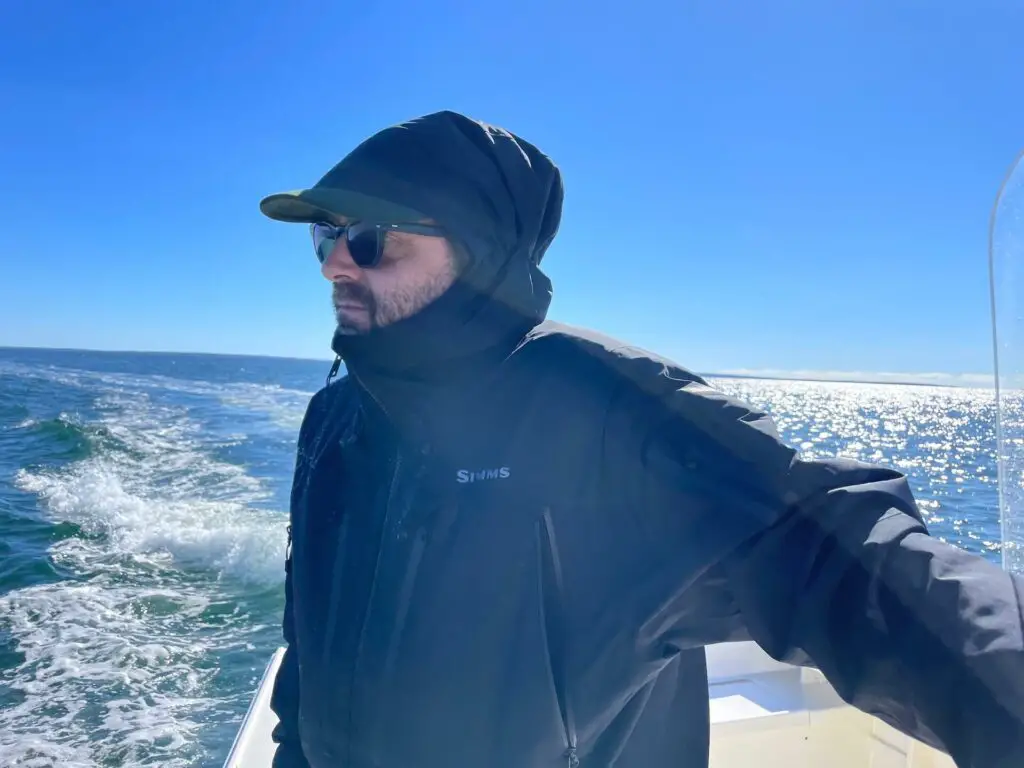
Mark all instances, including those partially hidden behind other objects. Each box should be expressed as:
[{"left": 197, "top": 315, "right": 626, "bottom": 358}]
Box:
[
  {"left": 311, "top": 223, "right": 383, "bottom": 268},
  {"left": 311, "top": 223, "right": 336, "bottom": 264},
  {"left": 346, "top": 224, "right": 382, "bottom": 268}
]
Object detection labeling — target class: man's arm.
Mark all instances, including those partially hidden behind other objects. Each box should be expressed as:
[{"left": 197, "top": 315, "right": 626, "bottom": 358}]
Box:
[
  {"left": 268, "top": 386, "right": 336, "bottom": 768},
  {"left": 269, "top": 532, "right": 309, "bottom": 768},
  {"left": 605, "top": 347, "right": 1024, "bottom": 768},
  {"left": 721, "top": 457, "right": 1024, "bottom": 767}
]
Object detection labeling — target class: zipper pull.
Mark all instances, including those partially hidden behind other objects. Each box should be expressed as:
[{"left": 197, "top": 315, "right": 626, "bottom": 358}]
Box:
[
  {"left": 565, "top": 747, "right": 579, "bottom": 767},
  {"left": 325, "top": 355, "right": 341, "bottom": 386}
]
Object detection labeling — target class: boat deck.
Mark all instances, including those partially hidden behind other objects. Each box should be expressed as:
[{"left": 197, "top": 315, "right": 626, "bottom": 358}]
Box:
[{"left": 223, "top": 641, "right": 956, "bottom": 767}]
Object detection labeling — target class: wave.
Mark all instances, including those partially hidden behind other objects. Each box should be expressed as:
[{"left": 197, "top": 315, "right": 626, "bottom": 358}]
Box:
[
  {"left": 2, "top": 373, "right": 290, "bottom": 765},
  {"left": 0, "top": 415, "right": 103, "bottom": 476},
  {"left": 0, "top": 359, "right": 314, "bottom": 432},
  {"left": 13, "top": 393, "right": 287, "bottom": 584},
  {"left": 0, "top": 571, "right": 268, "bottom": 767}
]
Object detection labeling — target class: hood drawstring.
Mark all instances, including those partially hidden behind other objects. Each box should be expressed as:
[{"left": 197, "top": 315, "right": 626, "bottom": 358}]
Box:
[{"left": 326, "top": 356, "right": 342, "bottom": 387}]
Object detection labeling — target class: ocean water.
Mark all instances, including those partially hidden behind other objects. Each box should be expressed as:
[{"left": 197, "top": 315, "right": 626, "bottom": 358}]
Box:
[{"left": 0, "top": 347, "right": 1004, "bottom": 767}]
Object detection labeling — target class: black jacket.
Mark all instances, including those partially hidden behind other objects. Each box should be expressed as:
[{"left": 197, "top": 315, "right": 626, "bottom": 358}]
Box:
[{"left": 269, "top": 320, "right": 1024, "bottom": 768}]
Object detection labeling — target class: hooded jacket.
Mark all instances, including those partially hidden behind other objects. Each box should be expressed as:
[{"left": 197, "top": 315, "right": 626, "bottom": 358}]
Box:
[{"left": 268, "top": 112, "right": 1024, "bottom": 768}]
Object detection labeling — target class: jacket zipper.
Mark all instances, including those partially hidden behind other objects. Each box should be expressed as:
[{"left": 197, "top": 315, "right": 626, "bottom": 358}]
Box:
[{"left": 537, "top": 507, "right": 580, "bottom": 767}]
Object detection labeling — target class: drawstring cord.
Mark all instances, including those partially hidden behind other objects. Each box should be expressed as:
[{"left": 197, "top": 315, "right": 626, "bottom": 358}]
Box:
[{"left": 326, "top": 355, "right": 342, "bottom": 386}]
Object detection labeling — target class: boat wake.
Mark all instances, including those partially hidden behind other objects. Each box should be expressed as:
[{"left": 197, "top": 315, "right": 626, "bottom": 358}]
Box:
[{"left": 0, "top": 365, "right": 305, "bottom": 767}]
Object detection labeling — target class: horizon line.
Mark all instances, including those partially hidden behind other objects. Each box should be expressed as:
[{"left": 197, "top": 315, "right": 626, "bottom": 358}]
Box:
[{"left": 0, "top": 344, "right": 993, "bottom": 389}]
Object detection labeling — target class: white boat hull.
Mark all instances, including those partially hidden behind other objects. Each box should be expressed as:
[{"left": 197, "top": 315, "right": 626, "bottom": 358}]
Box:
[{"left": 223, "top": 642, "right": 956, "bottom": 767}]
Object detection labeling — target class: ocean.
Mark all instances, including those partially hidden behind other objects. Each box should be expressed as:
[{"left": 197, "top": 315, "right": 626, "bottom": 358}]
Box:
[{"left": 0, "top": 346, "right": 1004, "bottom": 767}]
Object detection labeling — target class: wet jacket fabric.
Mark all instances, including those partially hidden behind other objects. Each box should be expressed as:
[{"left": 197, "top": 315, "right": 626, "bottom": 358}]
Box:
[{"left": 269, "top": 321, "right": 1024, "bottom": 768}]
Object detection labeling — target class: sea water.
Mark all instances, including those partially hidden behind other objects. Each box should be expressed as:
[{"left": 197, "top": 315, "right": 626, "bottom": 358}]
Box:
[{"left": 0, "top": 347, "right": 1001, "bottom": 767}]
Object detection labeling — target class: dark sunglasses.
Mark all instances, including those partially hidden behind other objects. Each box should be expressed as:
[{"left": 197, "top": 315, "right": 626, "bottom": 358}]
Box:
[{"left": 310, "top": 221, "right": 446, "bottom": 268}]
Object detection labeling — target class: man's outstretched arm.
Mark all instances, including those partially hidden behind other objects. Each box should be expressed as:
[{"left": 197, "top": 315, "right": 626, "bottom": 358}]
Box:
[
  {"left": 721, "top": 455, "right": 1024, "bottom": 767},
  {"left": 607, "top": 348, "right": 1024, "bottom": 767}
]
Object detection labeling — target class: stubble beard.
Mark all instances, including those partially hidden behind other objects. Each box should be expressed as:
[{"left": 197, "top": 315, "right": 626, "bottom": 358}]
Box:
[
  {"left": 332, "top": 281, "right": 377, "bottom": 336},
  {"left": 331, "top": 265, "right": 457, "bottom": 336}
]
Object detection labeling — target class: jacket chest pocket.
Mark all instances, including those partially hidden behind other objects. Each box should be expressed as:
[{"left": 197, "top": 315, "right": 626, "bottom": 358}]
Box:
[
  {"left": 363, "top": 495, "right": 583, "bottom": 767},
  {"left": 291, "top": 443, "right": 386, "bottom": 661}
]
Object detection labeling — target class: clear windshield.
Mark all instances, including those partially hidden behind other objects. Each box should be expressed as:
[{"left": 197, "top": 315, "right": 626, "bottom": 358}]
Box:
[{"left": 989, "top": 150, "right": 1024, "bottom": 573}]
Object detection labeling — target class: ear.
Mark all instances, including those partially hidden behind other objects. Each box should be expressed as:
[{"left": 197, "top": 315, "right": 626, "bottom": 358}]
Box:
[{"left": 448, "top": 238, "right": 474, "bottom": 274}]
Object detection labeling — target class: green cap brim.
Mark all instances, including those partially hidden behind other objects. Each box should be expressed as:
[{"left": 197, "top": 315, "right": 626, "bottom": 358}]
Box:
[{"left": 259, "top": 187, "right": 427, "bottom": 224}]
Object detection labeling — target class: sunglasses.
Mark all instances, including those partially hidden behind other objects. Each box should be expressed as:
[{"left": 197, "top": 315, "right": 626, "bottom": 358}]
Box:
[{"left": 310, "top": 221, "right": 447, "bottom": 268}]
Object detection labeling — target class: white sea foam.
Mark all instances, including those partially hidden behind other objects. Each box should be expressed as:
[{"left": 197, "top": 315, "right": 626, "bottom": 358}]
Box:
[
  {"left": 3, "top": 372, "right": 291, "bottom": 765},
  {"left": 0, "top": 570, "right": 266, "bottom": 767},
  {"left": 15, "top": 462, "right": 285, "bottom": 585},
  {"left": 15, "top": 390, "right": 287, "bottom": 583}
]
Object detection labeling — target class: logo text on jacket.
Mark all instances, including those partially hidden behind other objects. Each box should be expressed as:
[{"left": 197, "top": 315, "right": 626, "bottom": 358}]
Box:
[{"left": 456, "top": 467, "right": 511, "bottom": 484}]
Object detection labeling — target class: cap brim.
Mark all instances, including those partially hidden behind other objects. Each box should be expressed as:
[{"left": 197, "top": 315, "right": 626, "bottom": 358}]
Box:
[{"left": 259, "top": 187, "right": 427, "bottom": 224}]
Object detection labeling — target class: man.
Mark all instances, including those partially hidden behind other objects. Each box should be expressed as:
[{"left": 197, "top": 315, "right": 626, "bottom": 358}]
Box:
[{"left": 259, "top": 110, "right": 1024, "bottom": 768}]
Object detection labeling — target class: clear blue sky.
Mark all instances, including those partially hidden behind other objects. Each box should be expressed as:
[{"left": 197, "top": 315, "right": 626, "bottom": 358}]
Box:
[{"left": 1, "top": 0, "right": 1021, "bottom": 377}]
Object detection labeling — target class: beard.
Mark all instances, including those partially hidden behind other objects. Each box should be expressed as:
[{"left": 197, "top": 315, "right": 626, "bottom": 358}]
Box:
[
  {"left": 330, "top": 261, "right": 459, "bottom": 336},
  {"left": 332, "top": 281, "right": 378, "bottom": 335}
]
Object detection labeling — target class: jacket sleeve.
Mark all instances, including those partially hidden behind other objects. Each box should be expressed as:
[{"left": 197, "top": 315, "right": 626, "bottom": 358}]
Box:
[
  {"left": 269, "top": 389, "right": 331, "bottom": 768},
  {"left": 610, "top": 349, "right": 1024, "bottom": 768},
  {"left": 269, "top": 535, "right": 309, "bottom": 767}
]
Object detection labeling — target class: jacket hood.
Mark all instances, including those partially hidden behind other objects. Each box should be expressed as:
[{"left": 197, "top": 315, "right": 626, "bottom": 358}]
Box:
[{"left": 327, "top": 111, "right": 564, "bottom": 423}]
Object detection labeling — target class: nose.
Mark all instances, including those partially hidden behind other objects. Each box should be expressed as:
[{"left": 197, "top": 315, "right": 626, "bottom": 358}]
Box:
[{"left": 320, "top": 237, "right": 362, "bottom": 282}]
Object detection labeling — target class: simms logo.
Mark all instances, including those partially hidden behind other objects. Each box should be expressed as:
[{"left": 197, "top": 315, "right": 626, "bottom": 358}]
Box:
[{"left": 456, "top": 467, "right": 511, "bottom": 484}]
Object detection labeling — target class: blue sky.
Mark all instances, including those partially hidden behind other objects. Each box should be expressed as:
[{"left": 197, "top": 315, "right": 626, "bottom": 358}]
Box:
[{"left": 0, "top": 0, "right": 1021, "bottom": 379}]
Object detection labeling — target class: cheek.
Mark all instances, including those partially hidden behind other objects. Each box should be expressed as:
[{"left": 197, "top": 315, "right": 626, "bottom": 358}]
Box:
[
  {"left": 364, "top": 248, "right": 456, "bottom": 300},
  {"left": 362, "top": 265, "right": 410, "bottom": 304},
  {"left": 372, "top": 256, "right": 422, "bottom": 285}
]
